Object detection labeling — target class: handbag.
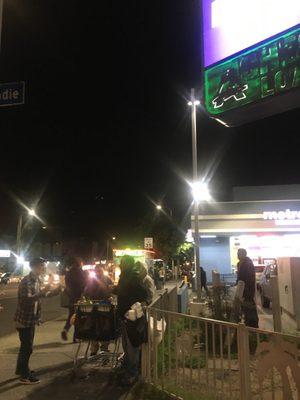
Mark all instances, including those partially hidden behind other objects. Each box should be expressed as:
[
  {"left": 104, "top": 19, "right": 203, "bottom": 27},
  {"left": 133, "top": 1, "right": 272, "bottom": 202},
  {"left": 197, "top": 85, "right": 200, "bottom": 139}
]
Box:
[
  {"left": 125, "top": 315, "right": 148, "bottom": 347},
  {"left": 60, "top": 289, "right": 70, "bottom": 308}
]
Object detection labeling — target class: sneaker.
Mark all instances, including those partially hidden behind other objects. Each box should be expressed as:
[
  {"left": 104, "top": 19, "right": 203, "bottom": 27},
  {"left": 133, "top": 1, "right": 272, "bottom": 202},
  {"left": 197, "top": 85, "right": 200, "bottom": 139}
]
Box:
[
  {"left": 19, "top": 376, "right": 40, "bottom": 385},
  {"left": 61, "top": 330, "right": 68, "bottom": 341}
]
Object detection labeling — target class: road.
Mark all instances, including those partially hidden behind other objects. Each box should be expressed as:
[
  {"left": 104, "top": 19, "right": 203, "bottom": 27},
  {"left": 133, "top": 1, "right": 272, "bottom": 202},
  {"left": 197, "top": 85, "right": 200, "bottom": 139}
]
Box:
[{"left": 0, "top": 284, "right": 66, "bottom": 338}]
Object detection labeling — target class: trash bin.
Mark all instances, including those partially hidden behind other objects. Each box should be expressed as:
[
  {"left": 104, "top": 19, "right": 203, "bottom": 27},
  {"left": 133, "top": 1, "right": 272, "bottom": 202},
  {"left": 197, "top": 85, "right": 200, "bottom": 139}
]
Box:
[{"left": 177, "top": 282, "right": 188, "bottom": 313}]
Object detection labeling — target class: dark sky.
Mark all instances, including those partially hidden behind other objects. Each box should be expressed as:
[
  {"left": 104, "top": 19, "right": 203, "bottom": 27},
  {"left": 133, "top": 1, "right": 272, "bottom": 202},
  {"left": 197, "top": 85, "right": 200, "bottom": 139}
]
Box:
[{"left": 0, "top": 1, "right": 299, "bottom": 243}]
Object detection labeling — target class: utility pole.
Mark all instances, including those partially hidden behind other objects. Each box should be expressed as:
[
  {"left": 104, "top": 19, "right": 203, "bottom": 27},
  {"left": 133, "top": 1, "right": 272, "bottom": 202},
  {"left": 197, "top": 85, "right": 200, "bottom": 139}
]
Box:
[
  {"left": 190, "top": 88, "right": 202, "bottom": 301},
  {"left": 16, "top": 214, "right": 23, "bottom": 256}
]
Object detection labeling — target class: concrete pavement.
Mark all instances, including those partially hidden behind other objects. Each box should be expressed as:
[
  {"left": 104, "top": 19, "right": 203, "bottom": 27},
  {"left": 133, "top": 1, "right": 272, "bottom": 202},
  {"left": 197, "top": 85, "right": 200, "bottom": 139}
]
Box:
[
  {"left": 0, "top": 292, "right": 66, "bottom": 337},
  {"left": 0, "top": 282, "right": 179, "bottom": 400},
  {"left": 0, "top": 311, "right": 74, "bottom": 400}
]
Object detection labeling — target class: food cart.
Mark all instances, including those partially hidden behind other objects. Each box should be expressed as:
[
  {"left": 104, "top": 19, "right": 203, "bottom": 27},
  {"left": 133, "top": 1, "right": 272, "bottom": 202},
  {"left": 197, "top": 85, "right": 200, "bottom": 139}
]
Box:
[{"left": 113, "top": 248, "right": 155, "bottom": 270}]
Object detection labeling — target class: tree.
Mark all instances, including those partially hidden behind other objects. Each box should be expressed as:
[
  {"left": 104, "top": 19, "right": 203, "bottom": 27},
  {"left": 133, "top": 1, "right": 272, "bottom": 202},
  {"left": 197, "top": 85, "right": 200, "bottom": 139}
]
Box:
[{"left": 136, "top": 211, "right": 186, "bottom": 264}]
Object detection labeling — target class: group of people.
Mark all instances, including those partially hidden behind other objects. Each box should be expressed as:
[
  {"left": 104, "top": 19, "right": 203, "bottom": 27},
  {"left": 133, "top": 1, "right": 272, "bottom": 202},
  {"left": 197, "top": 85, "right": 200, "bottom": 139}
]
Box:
[
  {"left": 12, "top": 247, "right": 258, "bottom": 386},
  {"left": 13, "top": 255, "right": 155, "bottom": 386}
]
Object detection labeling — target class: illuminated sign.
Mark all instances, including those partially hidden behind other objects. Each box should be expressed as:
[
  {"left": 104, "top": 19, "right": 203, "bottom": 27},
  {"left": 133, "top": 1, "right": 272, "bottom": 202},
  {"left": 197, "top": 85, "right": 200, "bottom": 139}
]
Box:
[
  {"left": 0, "top": 250, "right": 11, "bottom": 257},
  {"left": 201, "top": 0, "right": 300, "bottom": 125},
  {"left": 263, "top": 209, "right": 300, "bottom": 220},
  {"left": 114, "top": 249, "right": 145, "bottom": 257}
]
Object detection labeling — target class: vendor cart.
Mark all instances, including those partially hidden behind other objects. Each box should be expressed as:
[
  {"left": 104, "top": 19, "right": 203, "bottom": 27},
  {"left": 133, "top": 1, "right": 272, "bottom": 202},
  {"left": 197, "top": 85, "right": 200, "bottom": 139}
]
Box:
[{"left": 73, "top": 299, "right": 122, "bottom": 373}]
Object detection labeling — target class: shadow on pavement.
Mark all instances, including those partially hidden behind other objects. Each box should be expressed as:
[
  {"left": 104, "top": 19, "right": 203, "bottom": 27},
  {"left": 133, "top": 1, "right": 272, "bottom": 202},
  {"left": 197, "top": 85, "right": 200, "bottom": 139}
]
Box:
[
  {"left": 33, "top": 342, "right": 73, "bottom": 350},
  {"left": 0, "top": 377, "right": 20, "bottom": 388},
  {"left": 0, "top": 362, "right": 73, "bottom": 396},
  {"left": 3, "top": 341, "right": 72, "bottom": 354},
  {"left": 26, "top": 368, "right": 131, "bottom": 400}
]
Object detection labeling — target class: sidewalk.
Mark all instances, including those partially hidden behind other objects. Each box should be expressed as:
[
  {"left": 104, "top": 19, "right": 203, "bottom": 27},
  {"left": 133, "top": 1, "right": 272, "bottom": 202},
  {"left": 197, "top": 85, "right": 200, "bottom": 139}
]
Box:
[
  {"left": 0, "top": 313, "right": 134, "bottom": 400},
  {"left": 0, "top": 283, "right": 179, "bottom": 400}
]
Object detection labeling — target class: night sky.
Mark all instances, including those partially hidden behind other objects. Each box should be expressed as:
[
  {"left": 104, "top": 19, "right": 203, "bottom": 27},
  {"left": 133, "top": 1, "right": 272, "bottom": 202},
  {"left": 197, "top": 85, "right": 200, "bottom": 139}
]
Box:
[{"left": 0, "top": 1, "right": 299, "bottom": 244}]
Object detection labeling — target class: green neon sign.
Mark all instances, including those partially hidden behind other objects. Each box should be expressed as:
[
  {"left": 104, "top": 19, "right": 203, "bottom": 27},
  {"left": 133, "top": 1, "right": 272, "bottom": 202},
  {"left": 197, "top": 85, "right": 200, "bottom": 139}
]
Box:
[{"left": 204, "top": 27, "right": 300, "bottom": 116}]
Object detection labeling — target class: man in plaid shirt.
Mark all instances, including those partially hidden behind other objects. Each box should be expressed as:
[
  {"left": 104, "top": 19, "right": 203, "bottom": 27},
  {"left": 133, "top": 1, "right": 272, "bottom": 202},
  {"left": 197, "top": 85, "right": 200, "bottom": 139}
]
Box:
[{"left": 15, "top": 258, "right": 61, "bottom": 384}]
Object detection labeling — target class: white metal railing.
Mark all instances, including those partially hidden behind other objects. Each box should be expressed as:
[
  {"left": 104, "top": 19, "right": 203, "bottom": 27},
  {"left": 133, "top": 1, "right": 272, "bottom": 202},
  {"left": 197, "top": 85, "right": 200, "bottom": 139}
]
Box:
[{"left": 142, "top": 307, "right": 300, "bottom": 400}]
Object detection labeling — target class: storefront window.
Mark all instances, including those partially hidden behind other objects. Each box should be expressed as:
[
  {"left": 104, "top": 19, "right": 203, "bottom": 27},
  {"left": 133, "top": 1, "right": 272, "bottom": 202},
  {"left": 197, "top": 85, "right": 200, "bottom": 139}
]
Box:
[{"left": 230, "top": 234, "right": 300, "bottom": 270}]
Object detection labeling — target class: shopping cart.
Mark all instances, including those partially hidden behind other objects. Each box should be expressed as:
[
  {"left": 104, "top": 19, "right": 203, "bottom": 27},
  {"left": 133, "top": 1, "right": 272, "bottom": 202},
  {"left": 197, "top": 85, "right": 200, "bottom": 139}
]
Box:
[{"left": 73, "top": 299, "right": 122, "bottom": 373}]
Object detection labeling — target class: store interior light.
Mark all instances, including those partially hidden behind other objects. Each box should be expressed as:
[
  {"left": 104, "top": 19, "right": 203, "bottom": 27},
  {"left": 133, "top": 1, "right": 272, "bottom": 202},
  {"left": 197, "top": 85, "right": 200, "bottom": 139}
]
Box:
[{"left": 200, "top": 235, "right": 217, "bottom": 238}]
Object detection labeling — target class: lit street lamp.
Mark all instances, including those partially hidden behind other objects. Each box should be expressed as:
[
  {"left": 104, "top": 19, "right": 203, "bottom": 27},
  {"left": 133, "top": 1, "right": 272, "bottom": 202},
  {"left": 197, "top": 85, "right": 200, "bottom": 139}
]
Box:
[
  {"left": 106, "top": 236, "right": 116, "bottom": 261},
  {"left": 156, "top": 204, "right": 173, "bottom": 217},
  {"left": 191, "top": 182, "right": 211, "bottom": 203},
  {"left": 16, "top": 208, "right": 38, "bottom": 256},
  {"left": 188, "top": 88, "right": 205, "bottom": 301},
  {"left": 28, "top": 209, "right": 36, "bottom": 217}
]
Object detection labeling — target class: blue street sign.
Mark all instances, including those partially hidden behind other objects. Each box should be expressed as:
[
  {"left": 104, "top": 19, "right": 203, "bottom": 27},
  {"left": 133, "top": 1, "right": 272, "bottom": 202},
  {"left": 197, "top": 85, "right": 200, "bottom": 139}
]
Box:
[{"left": 0, "top": 81, "right": 25, "bottom": 107}]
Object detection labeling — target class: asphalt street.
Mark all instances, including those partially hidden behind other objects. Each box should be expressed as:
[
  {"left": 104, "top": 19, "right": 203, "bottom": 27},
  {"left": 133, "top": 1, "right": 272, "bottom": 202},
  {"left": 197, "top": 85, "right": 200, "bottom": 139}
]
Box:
[{"left": 0, "top": 284, "right": 65, "bottom": 338}]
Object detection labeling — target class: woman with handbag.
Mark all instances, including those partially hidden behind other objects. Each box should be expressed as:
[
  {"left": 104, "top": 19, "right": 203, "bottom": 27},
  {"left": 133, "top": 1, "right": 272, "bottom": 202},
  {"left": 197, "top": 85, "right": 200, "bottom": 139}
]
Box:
[{"left": 115, "top": 256, "right": 148, "bottom": 386}]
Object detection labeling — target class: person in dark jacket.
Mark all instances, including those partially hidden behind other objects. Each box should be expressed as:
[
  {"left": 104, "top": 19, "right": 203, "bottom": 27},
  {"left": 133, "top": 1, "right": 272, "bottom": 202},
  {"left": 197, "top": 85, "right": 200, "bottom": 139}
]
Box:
[
  {"left": 200, "top": 266, "right": 209, "bottom": 295},
  {"left": 115, "top": 255, "right": 148, "bottom": 386},
  {"left": 236, "top": 248, "right": 259, "bottom": 328},
  {"left": 61, "top": 257, "right": 85, "bottom": 341}
]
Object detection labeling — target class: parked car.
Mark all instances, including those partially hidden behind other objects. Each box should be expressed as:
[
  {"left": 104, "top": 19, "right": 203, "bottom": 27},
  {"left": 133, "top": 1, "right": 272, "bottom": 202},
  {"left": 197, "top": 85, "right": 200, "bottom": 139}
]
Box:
[{"left": 259, "top": 263, "right": 277, "bottom": 308}]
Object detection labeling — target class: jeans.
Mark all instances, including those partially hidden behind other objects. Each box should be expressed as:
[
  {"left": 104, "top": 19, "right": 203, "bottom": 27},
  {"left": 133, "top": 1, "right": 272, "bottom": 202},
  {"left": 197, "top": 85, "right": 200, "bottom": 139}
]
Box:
[
  {"left": 242, "top": 300, "right": 259, "bottom": 328},
  {"left": 121, "top": 321, "right": 140, "bottom": 378},
  {"left": 64, "top": 305, "right": 75, "bottom": 332},
  {"left": 16, "top": 326, "right": 35, "bottom": 378}
]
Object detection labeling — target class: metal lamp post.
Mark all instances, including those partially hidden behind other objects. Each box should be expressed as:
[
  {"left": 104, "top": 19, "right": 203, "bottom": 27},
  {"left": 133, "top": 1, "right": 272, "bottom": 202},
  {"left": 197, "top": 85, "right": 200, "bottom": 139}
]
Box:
[
  {"left": 188, "top": 89, "right": 211, "bottom": 301},
  {"left": 106, "top": 236, "right": 116, "bottom": 261},
  {"left": 16, "top": 209, "right": 37, "bottom": 256}
]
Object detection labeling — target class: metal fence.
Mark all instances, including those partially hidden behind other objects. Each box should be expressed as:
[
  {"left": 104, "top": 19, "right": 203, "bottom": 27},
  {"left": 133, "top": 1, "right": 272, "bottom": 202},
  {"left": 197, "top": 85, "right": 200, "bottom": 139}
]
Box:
[
  {"left": 149, "top": 285, "right": 178, "bottom": 313},
  {"left": 142, "top": 307, "right": 300, "bottom": 400}
]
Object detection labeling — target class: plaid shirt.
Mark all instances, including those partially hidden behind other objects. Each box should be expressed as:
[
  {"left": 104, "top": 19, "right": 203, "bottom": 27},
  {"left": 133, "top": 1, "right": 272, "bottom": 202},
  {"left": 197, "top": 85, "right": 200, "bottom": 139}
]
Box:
[{"left": 14, "top": 272, "right": 45, "bottom": 327}]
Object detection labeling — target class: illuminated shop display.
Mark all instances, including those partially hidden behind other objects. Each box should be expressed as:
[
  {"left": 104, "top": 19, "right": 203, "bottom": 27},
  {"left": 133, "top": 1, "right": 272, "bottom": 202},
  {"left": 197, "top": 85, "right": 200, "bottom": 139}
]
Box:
[{"left": 201, "top": 0, "right": 300, "bottom": 125}]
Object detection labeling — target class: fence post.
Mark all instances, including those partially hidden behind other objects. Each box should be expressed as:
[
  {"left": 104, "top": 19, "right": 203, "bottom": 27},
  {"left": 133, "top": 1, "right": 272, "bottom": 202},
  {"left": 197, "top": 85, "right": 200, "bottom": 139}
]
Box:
[
  {"left": 141, "top": 309, "right": 150, "bottom": 381},
  {"left": 237, "top": 323, "right": 251, "bottom": 400},
  {"left": 270, "top": 276, "right": 282, "bottom": 332}
]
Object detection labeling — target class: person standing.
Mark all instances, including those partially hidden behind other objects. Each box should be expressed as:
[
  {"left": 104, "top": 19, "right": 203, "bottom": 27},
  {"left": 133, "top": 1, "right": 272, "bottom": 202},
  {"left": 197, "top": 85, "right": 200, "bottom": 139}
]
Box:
[
  {"left": 236, "top": 248, "right": 259, "bottom": 328},
  {"left": 15, "top": 258, "right": 60, "bottom": 384},
  {"left": 200, "top": 266, "right": 209, "bottom": 295},
  {"left": 115, "top": 256, "right": 148, "bottom": 386},
  {"left": 61, "top": 257, "right": 85, "bottom": 341},
  {"left": 136, "top": 261, "right": 155, "bottom": 305}
]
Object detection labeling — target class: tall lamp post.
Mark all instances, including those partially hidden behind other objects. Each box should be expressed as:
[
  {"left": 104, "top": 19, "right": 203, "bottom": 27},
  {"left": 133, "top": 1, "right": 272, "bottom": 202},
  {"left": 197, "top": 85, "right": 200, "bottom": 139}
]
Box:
[
  {"left": 188, "top": 89, "right": 211, "bottom": 301},
  {"left": 16, "top": 209, "right": 37, "bottom": 256},
  {"left": 106, "top": 236, "right": 116, "bottom": 261}
]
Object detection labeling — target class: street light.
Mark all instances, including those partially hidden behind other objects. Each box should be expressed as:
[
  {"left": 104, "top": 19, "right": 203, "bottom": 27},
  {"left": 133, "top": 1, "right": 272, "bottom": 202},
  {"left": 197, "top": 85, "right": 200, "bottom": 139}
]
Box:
[
  {"left": 16, "top": 208, "right": 39, "bottom": 256},
  {"left": 28, "top": 209, "right": 36, "bottom": 217},
  {"left": 191, "top": 181, "right": 211, "bottom": 203},
  {"left": 156, "top": 204, "right": 173, "bottom": 217},
  {"left": 188, "top": 88, "right": 203, "bottom": 301},
  {"left": 106, "top": 236, "right": 116, "bottom": 260}
]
